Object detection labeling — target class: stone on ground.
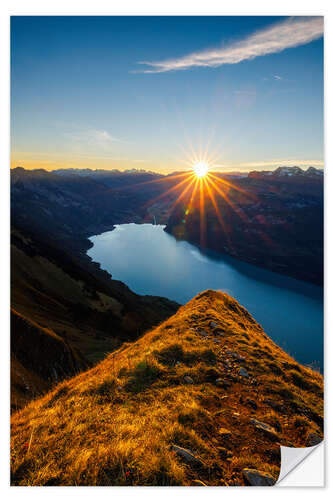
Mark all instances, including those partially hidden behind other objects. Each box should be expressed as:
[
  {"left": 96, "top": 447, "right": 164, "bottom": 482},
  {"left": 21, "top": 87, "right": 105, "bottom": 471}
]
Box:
[
  {"left": 171, "top": 445, "right": 203, "bottom": 466},
  {"left": 250, "top": 419, "right": 279, "bottom": 441},
  {"left": 243, "top": 468, "right": 276, "bottom": 486}
]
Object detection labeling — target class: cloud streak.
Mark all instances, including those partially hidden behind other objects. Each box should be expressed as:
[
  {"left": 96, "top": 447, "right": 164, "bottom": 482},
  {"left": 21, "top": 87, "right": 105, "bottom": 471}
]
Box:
[
  {"left": 138, "top": 17, "right": 323, "bottom": 73},
  {"left": 63, "top": 128, "right": 123, "bottom": 154},
  {"left": 66, "top": 129, "right": 122, "bottom": 145}
]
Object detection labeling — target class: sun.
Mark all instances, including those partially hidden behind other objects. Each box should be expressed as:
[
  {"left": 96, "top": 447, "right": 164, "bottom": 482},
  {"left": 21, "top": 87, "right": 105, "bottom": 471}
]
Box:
[{"left": 193, "top": 162, "right": 209, "bottom": 178}]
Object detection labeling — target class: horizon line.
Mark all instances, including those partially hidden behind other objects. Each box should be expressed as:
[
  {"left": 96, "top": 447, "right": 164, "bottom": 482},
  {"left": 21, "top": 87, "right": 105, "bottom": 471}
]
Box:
[{"left": 10, "top": 164, "right": 324, "bottom": 175}]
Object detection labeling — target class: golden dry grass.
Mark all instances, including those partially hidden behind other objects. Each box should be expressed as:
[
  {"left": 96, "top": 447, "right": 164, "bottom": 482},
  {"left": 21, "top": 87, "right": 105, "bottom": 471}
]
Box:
[{"left": 11, "top": 290, "right": 323, "bottom": 486}]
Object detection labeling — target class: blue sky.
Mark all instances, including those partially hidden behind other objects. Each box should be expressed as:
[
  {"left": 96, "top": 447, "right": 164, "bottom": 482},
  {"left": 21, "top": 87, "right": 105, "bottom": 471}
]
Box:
[{"left": 11, "top": 16, "right": 323, "bottom": 172}]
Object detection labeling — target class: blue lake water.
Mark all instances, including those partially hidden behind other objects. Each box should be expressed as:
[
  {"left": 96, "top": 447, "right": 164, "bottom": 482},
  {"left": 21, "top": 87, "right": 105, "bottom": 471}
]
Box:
[{"left": 88, "top": 223, "right": 323, "bottom": 371}]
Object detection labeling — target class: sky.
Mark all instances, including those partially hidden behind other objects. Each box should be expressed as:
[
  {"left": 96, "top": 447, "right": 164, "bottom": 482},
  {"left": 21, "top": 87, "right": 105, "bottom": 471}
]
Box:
[{"left": 10, "top": 16, "right": 324, "bottom": 173}]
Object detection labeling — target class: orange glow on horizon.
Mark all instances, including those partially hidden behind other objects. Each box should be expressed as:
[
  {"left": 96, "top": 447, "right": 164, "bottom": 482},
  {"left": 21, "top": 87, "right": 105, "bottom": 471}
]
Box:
[
  {"left": 124, "top": 162, "right": 273, "bottom": 252},
  {"left": 11, "top": 150, "right": 278, "bottom": 252}
]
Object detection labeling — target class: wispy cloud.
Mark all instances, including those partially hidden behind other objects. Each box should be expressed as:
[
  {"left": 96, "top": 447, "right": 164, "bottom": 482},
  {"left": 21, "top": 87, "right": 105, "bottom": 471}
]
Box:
[
  {"left": 63, "top": 128, "right": 124, "bottom": 155},
  {"left": 273, "top": 75, "right": 283, "bottom": 80},
  {"left": 137, "top": 17, "right": 323, "bottom": 73},
  {"left": 65, "top": 129, "right": 122, "bottom": 147}
]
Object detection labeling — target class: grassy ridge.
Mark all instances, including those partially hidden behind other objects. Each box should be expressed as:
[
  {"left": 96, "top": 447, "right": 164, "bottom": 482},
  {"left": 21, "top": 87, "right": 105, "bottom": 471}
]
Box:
[{"left": 11, "top": 290, "right": 323, "bottom": 486}]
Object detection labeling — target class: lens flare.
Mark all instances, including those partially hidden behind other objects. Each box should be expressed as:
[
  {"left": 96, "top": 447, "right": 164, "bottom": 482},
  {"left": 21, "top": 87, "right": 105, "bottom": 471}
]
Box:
[
  {"left": 193, "top": 162, "right": 208, "bottom": 178},
  {"left": 116, "top": 148, "right": 262, "bottom": 252}
]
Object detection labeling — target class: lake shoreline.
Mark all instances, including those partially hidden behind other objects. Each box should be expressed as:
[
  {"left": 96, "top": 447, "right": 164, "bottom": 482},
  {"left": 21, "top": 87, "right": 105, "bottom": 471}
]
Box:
[{"left": 87, "top": 223, "right": 323, "bottom": 371}]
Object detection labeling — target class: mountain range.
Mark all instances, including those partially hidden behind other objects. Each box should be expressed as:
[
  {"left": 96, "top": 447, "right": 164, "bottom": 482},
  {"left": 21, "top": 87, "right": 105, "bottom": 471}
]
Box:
[
  {"left": 10, "top": 166, "right": 324, "bottom": 485},
  {"left": 166, "top": 166, "right": 323, "bottom": 284}
]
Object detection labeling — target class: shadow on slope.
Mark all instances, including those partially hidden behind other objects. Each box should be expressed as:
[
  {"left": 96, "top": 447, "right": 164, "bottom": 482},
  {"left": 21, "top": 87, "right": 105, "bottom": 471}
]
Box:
[{"left": 11, "top": 290, "right": 323, "bottom": 486}]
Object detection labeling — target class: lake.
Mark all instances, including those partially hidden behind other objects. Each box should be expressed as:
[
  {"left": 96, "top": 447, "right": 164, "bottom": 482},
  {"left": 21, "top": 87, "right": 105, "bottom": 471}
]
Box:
[{"left": 87, "top": 223, "right": 323, "bottom": 371}]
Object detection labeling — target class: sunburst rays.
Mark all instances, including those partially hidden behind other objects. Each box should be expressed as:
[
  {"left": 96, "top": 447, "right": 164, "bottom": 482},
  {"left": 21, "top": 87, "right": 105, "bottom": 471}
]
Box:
[
  {"left": 138, "top": 167, "right": 253, "bottom": 248},
  {"left": 106, "top": 157, "right": 274, "bottom": 252}
]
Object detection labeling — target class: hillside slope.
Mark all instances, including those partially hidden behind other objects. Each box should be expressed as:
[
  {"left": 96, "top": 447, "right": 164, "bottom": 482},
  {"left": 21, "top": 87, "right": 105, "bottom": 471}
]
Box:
[
  {"left": 11, "top": 228, "right": 179, "bottom": 409},
  {"left": 11, "top": 167, "right": 323, "bottom": 284},
  {"left": 165, "top": 168, "right": 323, "bottom": 285},
  {"left": 11, "top": 309, "right": 88, "bottom": 411},
  {"left": 11, "top": 291, "right": 323, "bottom": 486}
]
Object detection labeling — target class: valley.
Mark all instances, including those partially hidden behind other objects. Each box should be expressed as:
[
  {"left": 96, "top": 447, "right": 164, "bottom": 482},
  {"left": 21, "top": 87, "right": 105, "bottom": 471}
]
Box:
[
  {"left": 87, "top": 223, "right": 323, "bottom": 370},
  {"left": 10, "top": 166, "right": 324, "bottom": 485},
  {"left": 9, "top": 14, "right": 325, "bottom": 488},
  {"left": 11, "top": 168, "right": 181, "bottom": 409},
  {"left": 10, "top": 166, "right": 324, "bottom": 409}
]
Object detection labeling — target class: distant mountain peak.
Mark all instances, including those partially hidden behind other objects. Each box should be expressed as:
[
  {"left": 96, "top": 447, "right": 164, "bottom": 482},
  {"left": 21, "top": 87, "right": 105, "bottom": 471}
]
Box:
[{"left": 248, "top": 165, "right": 323, "bottom": 179}]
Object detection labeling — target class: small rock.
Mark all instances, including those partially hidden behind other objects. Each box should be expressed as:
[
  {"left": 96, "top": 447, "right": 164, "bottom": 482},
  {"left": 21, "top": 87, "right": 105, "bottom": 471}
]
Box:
[
  {"left": 233, "top": 352, "right": 246, "bottom": 361},
  {"left": 250, "top": 419, "right": 279, "bottom": 441},
  {"left": 239, "top": 367, "right": 249, "bottom": 378},
  {"left": 243, "top": 468, "right": 276, "bottom": 486},
  {"left": 171, "top": 445, "right": 203, "bottom": 466},
  {"left": 184, "top": 376, "right": 194, "bottom": 384},
  {"left": 213, "top": 339, "right": 221, "bottom": 344},
  {"left": 215, "top": 378, "right": 232, "bottom": 388},
  {"left": 306, "top": 433, "right": 322, "bottom": 447},
  {"left": 198, "top": 329, "right": 209, "bottom": 337},
  {"left": 192, "top": 480, "right": 207, "bottom": 486},
  {"left": 226, "top": 350, "right": 245, "bottom": 361},
  {"left": 210, "top": 321, "right": 219, "bottom": 329}
]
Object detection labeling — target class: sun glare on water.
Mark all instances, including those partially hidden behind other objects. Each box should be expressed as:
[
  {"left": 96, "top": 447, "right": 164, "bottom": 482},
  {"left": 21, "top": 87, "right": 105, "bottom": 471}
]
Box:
[{"left": 193, "top": 162, "right": 209, "bottom": 178}]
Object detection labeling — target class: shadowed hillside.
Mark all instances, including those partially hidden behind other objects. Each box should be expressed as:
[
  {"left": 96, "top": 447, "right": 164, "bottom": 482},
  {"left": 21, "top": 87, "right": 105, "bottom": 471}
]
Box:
[
  {"left": 11, "top": 227, "right": 179, "bottom": 409},
  {"left": 165, "top": 167, "right": 323, "bottom": 285},
  {"left": 12, "top": 166, "right": 324, "bottom": 285},
  {"left": 11, "top": 290, "right": 323, "bottom": 486},
  {"left": 11, "top": 310, "right": 88, "bottom": 411}
]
